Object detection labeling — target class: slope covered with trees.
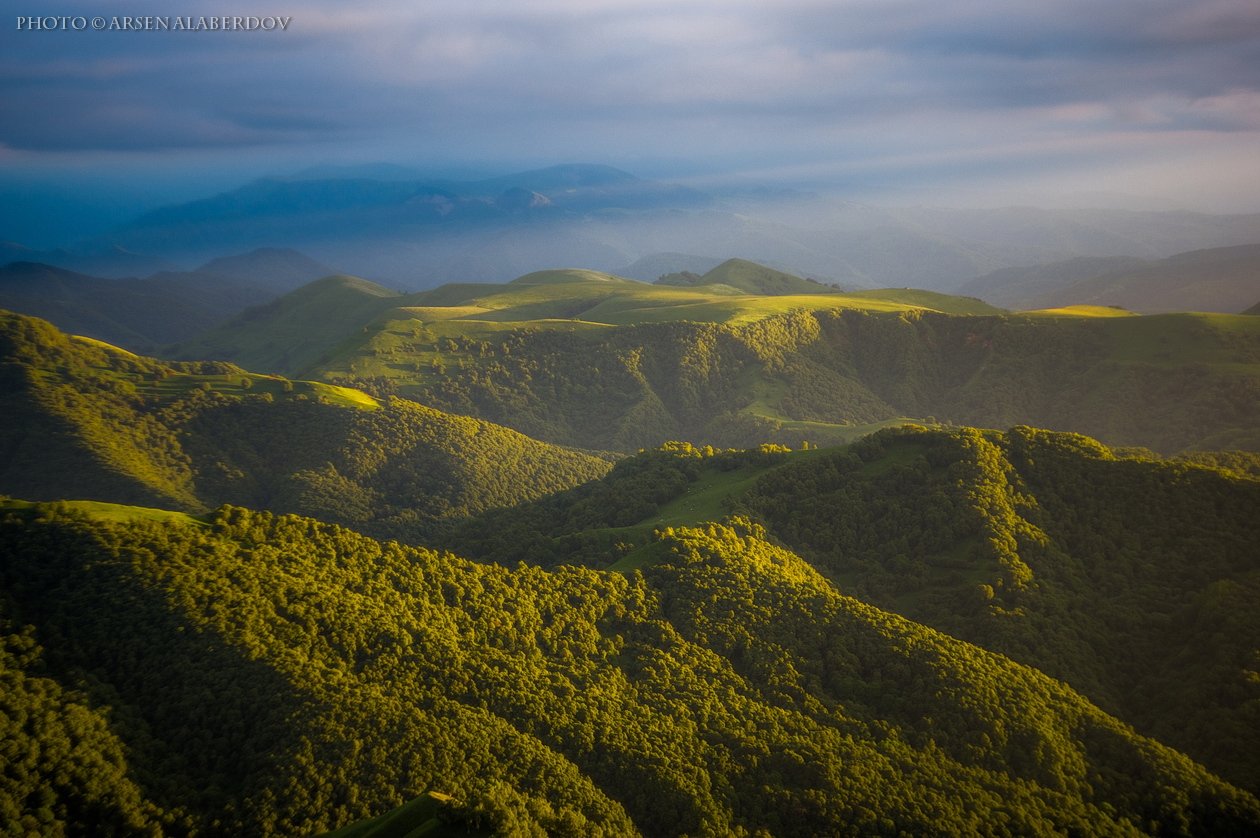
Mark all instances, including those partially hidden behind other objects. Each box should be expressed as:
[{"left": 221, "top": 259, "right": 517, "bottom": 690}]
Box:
[
  {"left": 737, "top": 425, "right": 1260, "bottom": 794},
  {"left": 0, "top": 309, "right": 609, "bottom": 537},
  {"left": 174, "top": 262, "right": 997, "bottom": 378},
  {"left": 439, "top": 427, "right": 1260, "bottom": 797},
  {"left": 6, "top": 257, "right": 1260, "bottom": 837},
  {"left": 1, "top": 501, "right": 1256, "bottom": 835},
  {"left": 335, "top": 307, "right": 1260, "bottom": 454},
  {"left": 173, "top": 266, "right": 1260, "bottom": 454}
]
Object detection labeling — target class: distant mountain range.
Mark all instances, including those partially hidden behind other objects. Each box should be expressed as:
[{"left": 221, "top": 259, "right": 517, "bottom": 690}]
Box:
[
  {"left": 0, "top": 240, "right": 176, "bottom": 278},
  {"left": 960, "top": 243, "right": 1260, "bottom": 313},
  {"left": 10, "top": 163, "right": 1260, "bottom": 290}
]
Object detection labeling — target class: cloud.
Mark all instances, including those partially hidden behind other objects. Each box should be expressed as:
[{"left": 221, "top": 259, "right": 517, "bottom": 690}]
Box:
[{"left": 0, "top": 0, "right": 1257, "bottom": 210}]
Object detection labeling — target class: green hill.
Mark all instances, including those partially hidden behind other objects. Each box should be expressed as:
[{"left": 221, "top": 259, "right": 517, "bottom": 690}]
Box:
[
  {"left": 319, "top": 791, "right": 485, "bottom": 838},
  {"left": 0, "top": 309, "right": 609, "bottom": 538},
  {"left": 2, "top": 500, "right": 1256, "bottom": 835},
  {"left": 656, "top": 258, "right": 837, "bottom": 295},
  {"left": 444, "top": 427, "right": 1260, "bottom": 795},
  {"left": 171, "top": 265, "right": 1260, "bottom": 454},
  {"left": 0, "top": 250, "right": 333, "bottom": 353},
  {"left": 739, "top": 425, "right": 1260, "bottom": 794},
  {"left": 172, "top": 274, "right": 403, "bottom": 374},
  {"left": 324, "top": 307, "right": 1260, "bottom": 454},
  {"left": 174, "top": 262, "right": 1002, "bottom": 377}
]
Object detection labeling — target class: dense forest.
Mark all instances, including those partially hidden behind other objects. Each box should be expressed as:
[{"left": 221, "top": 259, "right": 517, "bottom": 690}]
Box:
[
  {"left": 2, "top": 502, "right": 1258, "bottom": 836},
  {"left": 440, "top": 427, "right": 1260, "bottom": 798}
]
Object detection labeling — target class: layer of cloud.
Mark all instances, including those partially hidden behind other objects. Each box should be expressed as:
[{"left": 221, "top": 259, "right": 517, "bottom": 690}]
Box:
[{"left": 1, "top": 0, "right": 1258, "bottom": 209}]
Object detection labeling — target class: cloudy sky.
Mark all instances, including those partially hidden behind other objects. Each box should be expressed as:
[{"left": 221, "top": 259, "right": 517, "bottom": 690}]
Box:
[{"left": 3, "top": 0, "right": 1260, "bottom": 244}]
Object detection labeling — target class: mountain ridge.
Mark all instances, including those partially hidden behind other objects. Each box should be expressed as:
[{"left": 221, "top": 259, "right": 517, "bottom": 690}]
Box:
[
  {"left": 5, "top": 286, "right": 1260, "bottom": 834},
  {"left": 27, "top": 163, "right": 1259, "bottom": 288},
  {"left": 173, "top": 263, "right": 1260, "bottom": 454},
  {"left": 960, "top": 243, "right": 1260, "bottom": 313},
  {"left": 441, "top": 426, "right": 1260, "bottom": 795},
  {"left": 0, "top": 248, "right": 333, "bottom": 352},
  {"left": 0, "top": 308, "right": 610, "bottom": 538},
  {"left": 3, "top": 498, "right": 1256, "bottom": 835}
]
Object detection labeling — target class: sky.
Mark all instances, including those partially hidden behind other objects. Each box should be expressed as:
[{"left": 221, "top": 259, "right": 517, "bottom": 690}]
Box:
[{"left": 3, "top": 0, "right": 1260, "bottom": 245}]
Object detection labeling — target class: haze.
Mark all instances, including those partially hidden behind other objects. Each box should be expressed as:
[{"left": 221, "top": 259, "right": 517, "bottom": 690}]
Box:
[{"left": 2, "top": 0, "right": 1260, "bottom": 248}]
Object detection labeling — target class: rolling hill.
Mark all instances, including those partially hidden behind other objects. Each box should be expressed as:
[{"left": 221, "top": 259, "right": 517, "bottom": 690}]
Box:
[
  {"left": 956, "top": 255, "right": 1149, "bottom": 309},
  {"left": 614, "top": 252, "right": 727, "bottom": 282},
  {"left": 176, "top": 263, "right": 1260, "bottom": 454},
  {"left": 5, "top": 241, "right": 1260, "bottom": 837},
  {"left": 0, "top": 240, "right": 177, "bottom": 278},
  {"left": 0, "top": 248, "right": 333, "bottom": 352},
  {"left": 960, "top": 244, "right": 1260, "bottom": 313},
  {"left": 2, "top": 497, "right": 1256, "bottom": 835},
  {"left": 0, "top": 309, "right": 609, "bottom": 538},
  {"left": 441, "top": 426, "right": 1260, "bottom": 796},
  {"left": 172, "top": 261, "right": 996, "bottom": 378},
  {"left": 655, "top": 258, "right": 840, "bottom": 295}
]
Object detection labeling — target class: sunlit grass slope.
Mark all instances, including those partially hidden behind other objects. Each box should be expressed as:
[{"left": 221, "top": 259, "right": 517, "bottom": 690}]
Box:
[
  {"left": 168, "top": 261, "right": 1260, "bottom": 454},
  {"left": 0, "top": 309, "right": 610, "bottom": 537},
  {"left": 1019, "top": 305, "right": 1138, "bottom": 317},
  {"left": 174, "top": 263, "right": 1003, "bottom": 377},
  {"left": 323, "top": 304, "right": 1260, "bottom": 453}
]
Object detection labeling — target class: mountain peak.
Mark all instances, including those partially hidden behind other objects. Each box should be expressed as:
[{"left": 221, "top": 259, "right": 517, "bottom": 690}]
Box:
[{"left": 656, "top": 257, "right": 832, "bottom": 296}]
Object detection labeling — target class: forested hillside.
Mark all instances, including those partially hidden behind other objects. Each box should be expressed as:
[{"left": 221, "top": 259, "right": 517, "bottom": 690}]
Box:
[
  {"left": 440, "top": 427, "right": 1260, "bottom": 797},
  {"left": 2, "top": 502, "right": 1257, "bottom": 836},
  {"left": 337, "top": 307, "right": 1260, "bottom": 454},
  {"left": 175, "top": 268, "right": 1260, "bottom": 454},
  {"left": 739, "top": 426, "right": 1260, "bottom": 794},
  {"left": 5, "top": 273, "right": 1260, "bottom": 837},
  {"left": 0, "top": 310, "right": 609, "bottom": 537}
]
